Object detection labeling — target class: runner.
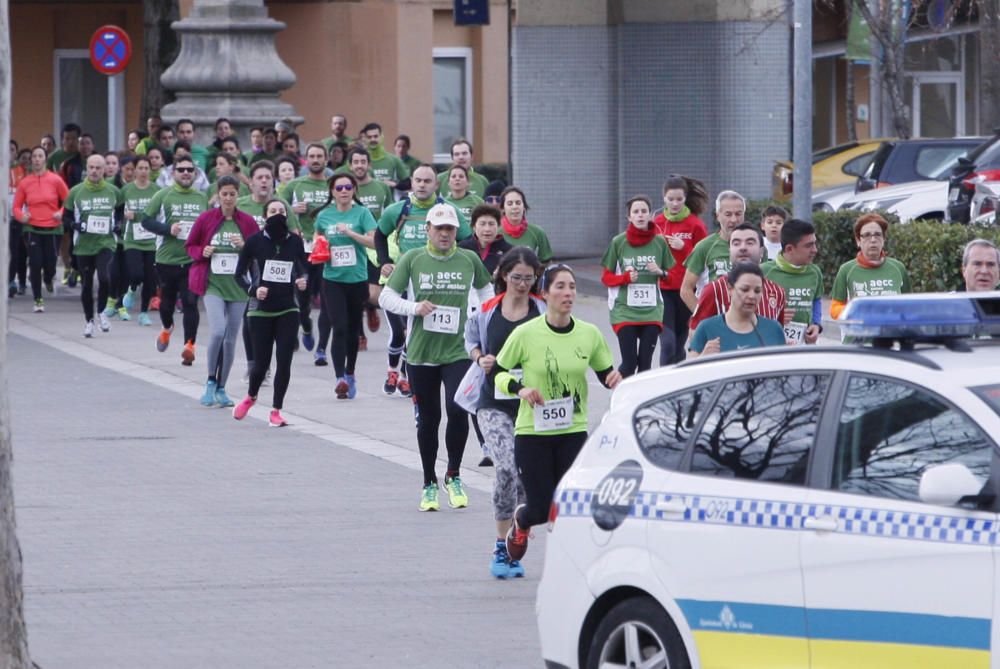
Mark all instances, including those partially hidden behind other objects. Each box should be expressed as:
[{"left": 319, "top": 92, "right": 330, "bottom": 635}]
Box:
[
  {"left": 760, "top": 218, "right": 824, "bottom": 345},
  {"left": 61, "top": 154, "right": 124, "bottom": 337},
  {"left": 186, "top": 175, "right": 260, "bottom": 408},
  {"left": 120, "top": 156, "right": 159, "bottom": 326},
  {"left": 357, "top": 122, "right": 409, "bottom": 188},
  {"left": 491, "top": 263, "right": 621, "bottom": 560},
  {"left": 457, "top": 204, "right": 512, "bottom": 274},
  {"left": 443, "top": 165, "right": 484, "bottom": 220},
  {"left": 436, "top": 139, "right": 489, "bottom": 199},
  {"left": 12, "top": 146, "right": 69, "bottom": 312},
  {"left": 830, "top": 213, "right": 912, "bottom": 318},
  {"left": 465, "top": 247, "right": 545, "bottom": 577},
  {"left": 141, "top": 154, "right": 209, "bottom": 365},
  {"left": 378, "top": 203, "right": 493, "bottom": 511},
  {"left": 207, "top": 153, "right": 250, "bottom": 206},
  {"left": 601, "top": 195, "right": 674, "bottom": 377},
  {"left": 314, "top": 173, "right": 378, "bottom": 399},
  {"left": 680, "top": 189, "right": 746, "bottom": 311},
  {"left": 500, "top": 186, "right": 554, "bottom": 263},
  {"left": 233, "top": 199, "right": 309, "bottom": 427}
]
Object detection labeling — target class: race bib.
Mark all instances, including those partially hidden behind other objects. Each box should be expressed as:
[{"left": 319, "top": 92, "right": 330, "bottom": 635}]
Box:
[
  {"left": 533, "top": 396, "right": 574, "bottom": 432},
  {"left": 494, "top": 368, "right": 523, "bottom": 400},
  {"left": 784, "top": 320, "right": 806, "bottom": 345},
  {"left": 211, "top": 253, "right": 238, "bottom": 275},
  {"left": 626, "top": 283, "right": 657, "bottom": 307},
  {"left": 330, "top": 245, "right": 357, "bottom": 268},
  {"left": 87, "top": 215, "right": 111, "bottom": 235},
  {"left": 263, "top": 259, "right": 293, "bottom": 283},
  {"left": 423, "top": 305, "right": 460, "bottom": 334},
  {"left": 131, "top": 222, "right": 155, "bottom": 241},
  {"left": 175, "top": 220, "right": 194, "bottom": 241}
]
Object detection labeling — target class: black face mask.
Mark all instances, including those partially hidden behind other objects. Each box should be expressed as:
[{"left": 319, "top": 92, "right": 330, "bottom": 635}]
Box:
[{"left": 265, "top": 214, "right": 288, "bottom": 240}]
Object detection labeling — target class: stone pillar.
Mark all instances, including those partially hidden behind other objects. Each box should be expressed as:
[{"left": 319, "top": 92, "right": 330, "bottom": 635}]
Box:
[{"left": 160, "top": 0, "right": 302, "bottom": 146}]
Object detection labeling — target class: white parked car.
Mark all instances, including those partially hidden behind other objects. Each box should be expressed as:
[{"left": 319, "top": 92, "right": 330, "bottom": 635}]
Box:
[
  {"left": 969, "top": 180, "right": 1000, "bottom": 225},
  {"left": 838, "top": 179, "right": 949, "bottom": 222},
  {"left": 538, "top": 293, "right": 1000, "bottom": 669},
  {"left": 811, "top": 184, "right": 855, "bottom": 214}
]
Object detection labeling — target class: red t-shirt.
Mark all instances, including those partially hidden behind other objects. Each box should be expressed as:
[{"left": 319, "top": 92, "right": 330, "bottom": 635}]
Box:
[
  {"left": 688, "top": 276, "right": 787, "bottom": 333},
  {"left": 652, "top": 210, "right": 707, "bottom": 290}
]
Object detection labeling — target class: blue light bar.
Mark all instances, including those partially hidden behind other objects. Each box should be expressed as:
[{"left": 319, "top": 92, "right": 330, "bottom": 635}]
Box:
[{"left": 838, "top": 292, "right": 1000, "bottom": 340}]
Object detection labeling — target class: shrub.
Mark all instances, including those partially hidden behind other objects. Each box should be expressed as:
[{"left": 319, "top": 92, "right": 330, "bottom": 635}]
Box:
[{"left": 892, "top": 220, "right": 1000, "bottom": 292}]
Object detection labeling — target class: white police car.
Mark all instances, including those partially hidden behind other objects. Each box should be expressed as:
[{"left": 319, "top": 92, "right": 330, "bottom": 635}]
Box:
[{"left": 538, "top": 293, "right": 1000, "bottom": 669}]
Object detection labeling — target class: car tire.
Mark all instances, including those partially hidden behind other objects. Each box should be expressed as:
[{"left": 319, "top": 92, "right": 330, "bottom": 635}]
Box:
[{"left": 585, "top": 596, "right": 690, "bottom": 669}]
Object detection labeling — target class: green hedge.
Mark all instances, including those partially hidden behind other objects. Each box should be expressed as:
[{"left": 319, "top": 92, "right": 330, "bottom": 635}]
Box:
[{"left": 745, "top": 198, "right": 1000, "bottom": 294}]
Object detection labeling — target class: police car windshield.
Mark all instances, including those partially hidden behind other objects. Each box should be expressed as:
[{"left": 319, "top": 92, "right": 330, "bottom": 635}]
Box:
[{"left": 972, "top": 384, "right": 1000, "bottom": 418}]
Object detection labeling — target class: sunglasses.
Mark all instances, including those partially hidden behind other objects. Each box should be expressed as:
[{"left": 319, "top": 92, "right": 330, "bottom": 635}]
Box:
[
  {"left": 334, "top": 184, "right": 354, "bottom": 192},
  {"left": 175, "top": 166, "right": 195, "bottom": 173},
  {"left": 541, "top": 263, "right": 574, "bottom": 290},
  {"left": 485, "top": 196, "right": 502, "bottom": 204}
]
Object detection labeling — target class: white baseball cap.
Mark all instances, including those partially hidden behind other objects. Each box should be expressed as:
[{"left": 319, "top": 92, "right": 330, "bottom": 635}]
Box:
[{"left": 426, "top": 203, "right": 460, "bottom": 228}]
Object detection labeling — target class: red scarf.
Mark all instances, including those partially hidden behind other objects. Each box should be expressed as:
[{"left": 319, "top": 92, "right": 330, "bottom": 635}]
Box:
[
  {"left": 502, "top": 215, "right": 528, "bottom": 239},
  {"left": 476, "top": 239, "right": 492, "bottom": 261},
  {"left": 626, "top": 223, "right": 656, "bottom": 247},
  {"left": 856, "top": 250, "right": 887, "bottom": 268}
]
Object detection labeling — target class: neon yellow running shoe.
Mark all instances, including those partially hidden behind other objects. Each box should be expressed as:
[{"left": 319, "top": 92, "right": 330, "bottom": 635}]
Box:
[
  {"left": 444, "top": 476, "right": 468, "bottom": 509},
  {"left": 419, "top": 483, "right": 440, "bottom": 512}
]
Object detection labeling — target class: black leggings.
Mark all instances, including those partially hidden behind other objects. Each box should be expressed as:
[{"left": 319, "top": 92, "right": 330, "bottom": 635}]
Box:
[
  {"left": 297, "top": 263, "right": 323, "bottom": 334},
  {"left": 125, "top": 248, "right": 157, "bottom": 312},
  {"left": 27, "top": 232, "right": 59, "bottom": 301},
  {"left": 659, "top": 289, "right": 691, "bottom": 366},
  {"left": 321, "top": 279, "right": 368, "bottom": 378},
  {"left": 156, "top": 263, "right": 199, "bottom": 343},
  {"left": 247, "top": 311, "right": 298, "bottom": 409},
  {"left": 77, "top": 249, "right": 115, "bottom": 322},
  {"left": 8, "top": 221, "right": 26, "bottom": 288},
  {"left": 408, "top": 360, "right": 471, "bottom": 485},
  {"left": 514, "top": 431, "right": 588, "bottom": 528},
  {"left": 386, "top": 310, "right": 407, "bottom": 372},
  {"left": 112, "top": 245, "right": 128, "bottom": 303},
  {"left": 617, "top": 324, "right": 660, "bottom": 377}
]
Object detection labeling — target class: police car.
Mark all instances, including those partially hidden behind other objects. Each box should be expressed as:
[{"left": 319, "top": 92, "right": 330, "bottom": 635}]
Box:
[{"left": 538, "top": 293, "right": 1000, "bottom": 669}]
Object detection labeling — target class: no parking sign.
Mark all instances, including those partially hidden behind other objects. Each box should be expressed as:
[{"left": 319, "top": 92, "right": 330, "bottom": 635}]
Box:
[{"left": 89, "top": 25, "right": 132, "bottom": 76}]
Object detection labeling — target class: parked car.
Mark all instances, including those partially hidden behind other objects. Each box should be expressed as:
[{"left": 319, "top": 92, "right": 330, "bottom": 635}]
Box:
[
  {"left": 772, "top": 139, "right": 887, "bottom": 200},
  {"left": 812, "top": 184, "right": 857, "bottom": 213},
  {"left": 537, "top": 293, "right": 1000, "bottom": 669},
  {"left": 947, "top": 131, "right": 1000, "bottom": 223},
  {"left": 970, "top": 180, "right": 1000, "bottom": 223},
  {"left": 839, "top": 180, "right": 949, "bottom": 222},
  {"left": 857, "top": 137, "right": 985, "bottom": 193}
]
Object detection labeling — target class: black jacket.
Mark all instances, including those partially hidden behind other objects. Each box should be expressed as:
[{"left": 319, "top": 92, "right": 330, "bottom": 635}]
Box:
[{"left": 235, "top": 230, "right": 309, "bottom": 313}]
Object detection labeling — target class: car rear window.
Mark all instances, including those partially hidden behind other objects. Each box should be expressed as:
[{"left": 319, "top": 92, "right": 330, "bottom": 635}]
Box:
[
  {"left": 916, "top": 146, "right": 971, "bottom": 180},
  {"left": 973, "top": 139, "right": 1000, "bottom": 170}
]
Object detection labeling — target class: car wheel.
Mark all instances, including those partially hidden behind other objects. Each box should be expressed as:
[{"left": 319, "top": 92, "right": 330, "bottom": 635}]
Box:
[{"left": 585, "top": 597, "right": 690, "bottom": 669}]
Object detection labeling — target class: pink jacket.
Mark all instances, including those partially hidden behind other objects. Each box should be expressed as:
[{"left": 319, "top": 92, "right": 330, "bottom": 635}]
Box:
[{"left": 185, "top": 208, "right": 259, "bottom": 296}]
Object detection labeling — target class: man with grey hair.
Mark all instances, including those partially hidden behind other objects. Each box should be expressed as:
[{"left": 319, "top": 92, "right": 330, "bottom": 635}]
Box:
[
  {"left": 962, "top": 238, "right": 1000, "bottom": 292},
  {"left": 680, "top": 189, "right": 746, "bottom": 310}
]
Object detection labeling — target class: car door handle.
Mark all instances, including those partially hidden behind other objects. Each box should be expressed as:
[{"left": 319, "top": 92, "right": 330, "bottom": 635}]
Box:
[
  {"left": 803, "top": 516, "right": 838, "bottom": 532},
  {"left": 654, "top": 498, "right": 687, "bottom": 516}
]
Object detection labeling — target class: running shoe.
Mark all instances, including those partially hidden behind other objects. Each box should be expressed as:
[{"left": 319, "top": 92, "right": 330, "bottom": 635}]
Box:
[
  {"left": 491, "top": 540, "right": 511, "bottom": 579},
  {"left": 214, "top": 387, "right": 235, "bottom": 408},
  {"left": 397, "top": 377, "right": 412, "bottom": 398},
  {"left": 181, "top": 341, "right": 195, "bottom": 366},
  {"left": 233, "top": 395, "right": 255, "bottom": 420},
  {"left": 345, "top": 374, "right": 357, "bottom": 399},
  {"left": 419, "top": 483, "right": 440, "bottom": 512},
  {"left": 200, "top": 380, "right": 218, "bottom": 407},
  {"left": 149, "top": 296, "right": 161, "bottom": 311},
  {"left": 43, "top": 277, "right": 53, "bottom": 294},
  {"left": 102, "top": 299, "right": 116, "bottom": 319},
  {"left": 138, "top": 312, "right": 152, "bottom": 326},
  {"left": 314, "top": 348, "right": 328, "bottom": 366},
  {"left": 98, "top": 312, "right": 111, "bottom": 332},
  {"left": 366, "top": 306, "right": 381, "bottom": 333},
  {"left": 302, "top": 330, "right": 315, "bottom": 351},
  {"left": 383, "top": 370, "right": 399, "bottom": 396},
  {"left": 117, "top": 307, "right": 130, "bottom": 321},
  {"left": 156, "top": 327, "right": 172, "bottom": 352},
  {"left": 335, "top": 377, "right": 349, "bottom": 400},
  {"left": 444, "top": 476, "right": 468, "bottom": 509},
  {"left": 268, "top": 409, "right": 288, "bottom": 428},
  {"left": 83, "top": 320, "right": 95, "bottom": 338},
  {"left": 478, "top": 456, "right": 494, "bottom": 467},
  {"left": 507, "top": 559, "right": 525, "bottom": 578},
  {"left": 358, "top": 334, "right": 367, "bottom": 352},
  {"left": 33, "top": 299, "right": 44, "bottom": 313},
  {"left": 68, "top": 271, "right": 79, "bottom": 288},
  {"left": 122, "top": 288, "right": 136, "bottom": 310},
  {"left": 505, "top": 506, "right": 531, "bottom": 561}
]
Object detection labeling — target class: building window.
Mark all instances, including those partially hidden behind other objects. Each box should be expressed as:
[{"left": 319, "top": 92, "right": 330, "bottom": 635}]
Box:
[
  {"left": 433, "top": 48, "right": 473, "bottom": 163},
  {"left": 54, "top": 50, "right": 126, "bottom": 152}
]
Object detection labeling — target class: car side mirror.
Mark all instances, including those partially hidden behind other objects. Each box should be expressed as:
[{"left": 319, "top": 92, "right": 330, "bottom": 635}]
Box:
[
  {"left": 856, "top": 177, "right": 876, "bottom": 193},
  {"left": 919, "top": 463, "right": 992, "bottom": 507}
]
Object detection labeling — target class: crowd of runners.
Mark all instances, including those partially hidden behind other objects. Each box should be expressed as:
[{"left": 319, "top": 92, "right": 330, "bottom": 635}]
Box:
[{"left": 8, "top": 113, "right": 1000, "bottom": 579}]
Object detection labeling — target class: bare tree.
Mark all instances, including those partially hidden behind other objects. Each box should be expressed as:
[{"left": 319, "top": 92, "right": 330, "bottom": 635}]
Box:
[
  {"left": 0, "top": 0, "right": 34, "bottom": 666},
  {"left": 979, "top": 0, "right": 1000, "bottom": 130},
  {"left": 140, "top": 0, "right": 180, "bottom": 127}
]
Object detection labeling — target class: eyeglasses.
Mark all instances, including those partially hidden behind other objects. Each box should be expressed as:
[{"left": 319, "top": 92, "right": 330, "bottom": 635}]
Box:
[
  {"left": 334, "top": 184, "right": 354, "bottom": 192},
  {"left": 175, "top": 167, "right": 195, "bottom": 174},
  {"left": 485, "top": 196, "right": 502, "bottom": 204},
  {"left": 859, "top": 232, "right": 884, "bottom": 240},
  {"left": 507, "top": 273, "right": 535, "bottom": 285}
]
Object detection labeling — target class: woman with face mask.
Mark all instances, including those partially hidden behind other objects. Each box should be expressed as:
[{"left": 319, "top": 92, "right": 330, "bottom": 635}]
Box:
[{"left": 231, "top": 200, "right": 309, "bottom": 427}]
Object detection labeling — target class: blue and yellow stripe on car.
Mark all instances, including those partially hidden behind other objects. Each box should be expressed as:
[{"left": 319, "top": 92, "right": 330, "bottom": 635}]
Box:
[{"left": 677, "top": 599, "right": 990, "bottom": 669}]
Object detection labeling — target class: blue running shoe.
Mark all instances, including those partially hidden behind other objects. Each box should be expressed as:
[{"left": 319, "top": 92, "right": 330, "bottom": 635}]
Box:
[
  {"left": 345, "top": 374, "right": 357, "bottom": 399},
  {"left": 122, "top": 288, "right": 136, "bottom": 310},
  {"left": 200, "top": 379, "right": 217, "bottom": 407},
  {"left": 214, "top": 387, "right": 235, "bottom": 408},
  {"left": 302, "top": 330, "right": 315, "bottom": 351},
  {"left": 491, "top": 540, "right": 511, "bottom": 579},
  {"left": 314, "top": 348, "right": 328, "bottom": 366},
  {"left": 507, "top": 559, "right": 525, "bottom": 578}
]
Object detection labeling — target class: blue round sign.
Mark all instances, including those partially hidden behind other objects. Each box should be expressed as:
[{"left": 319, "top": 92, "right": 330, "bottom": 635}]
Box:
[{"left": 89, "top": 25, "right": 132, "bottom": 76}]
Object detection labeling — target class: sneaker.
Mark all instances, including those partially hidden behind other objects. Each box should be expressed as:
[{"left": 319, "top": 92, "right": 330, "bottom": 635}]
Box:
[
  {"left": 102, "top": 300, "right": 116, "bottom": 319},
  {"left": 98, "top": 312, "right": 111, "bottom": 332},
  {"left": 506, "top": 508, "right": 531, "bottom": 561},
  {"left": 122, "top": 288, "right": 136, "bottom": 310},
  {"left": 314, "top": 348, "right": 328, "bottom": 366},
  {"left": 233, "top": 395, "right": 255, "bottom": 420},
  {"left": 138, "top": 312, "right": 152, "bottom": 326},
  {"left": 44, "top": 277, "right": 54, "bottom": 294},
  {"left": 335, "top": 377, "right": 349, "bottom": 400},
  {"left": 507, "top": 559, "right": 525, "bottom": 578},
  {"left": 358, "top": 334, "right": 367, "bottom": 352},
  {"left": 268, "top": 409, "right": 288, "bottom": 428},
  {"left": 491, "top": 540, "right": 511, "bottom": 579},
  {"left": 149, "top": 296, "right": 161, "bottom": 311},
  {"left": 383, "top": 370, "right": 399, "bottom": 396},
  {"left": 444, "top": 476, "right": 468, "bottom": 509},
  {"left": 83, "top": 320, "right": 95, "bottom": 338},
  {"left": 397, "top": 377, "right": 412, "bottom": 398},
  {"left": 478, "top": 456, "right": 494, "bottom": 467},
  {"left": 68, "top": 271, "right": 79, "bottom": 288},
  {"left": 214, "top": 387, "right": 235, "bottom": 408},
  {"left": 345, "top": 374, "right": 357, "bottom": 399},
  {"left": 302, "top": 330, "right": 315, "bottom": 351},
  {"left": 200, "top": 380, "right": 218, "bottom": 407},
  {"left": 419, "top": 483, "right": 440, "bottom": 512},
  {"left": 33, "top": 299, "right": 44, "bottom": 313},
  {"left": 366, "top": 306, "right": 381, "bottom": 333},
  {"left": 181, "top": 341, "right": 195, "bottom": 366},
  {"left": 156, "top": 326, "right": 172, "bottom": 352},
  {"left": 117, "top": 307, "right": 130, "bottom": 321}
]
